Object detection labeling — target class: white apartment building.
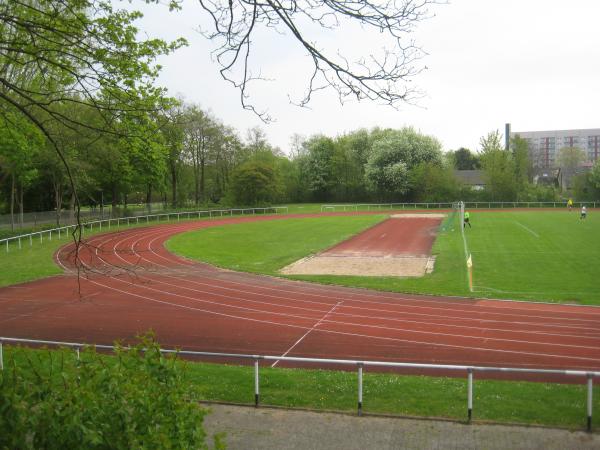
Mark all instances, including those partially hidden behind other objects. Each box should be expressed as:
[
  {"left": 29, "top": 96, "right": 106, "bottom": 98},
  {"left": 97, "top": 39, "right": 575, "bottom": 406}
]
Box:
[{"left": 510, "top": 128, "right": 600, "bottom": 169}]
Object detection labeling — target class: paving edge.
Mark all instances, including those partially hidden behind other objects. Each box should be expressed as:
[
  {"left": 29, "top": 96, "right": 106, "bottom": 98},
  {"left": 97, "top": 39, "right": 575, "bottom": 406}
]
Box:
[{"left": 198, "top": 400, "right": 597, "bottom": 434}]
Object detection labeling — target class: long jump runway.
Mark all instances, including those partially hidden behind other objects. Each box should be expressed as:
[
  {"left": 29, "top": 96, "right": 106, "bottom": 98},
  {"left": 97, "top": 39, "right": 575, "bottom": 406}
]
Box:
[{"left": 1, "top": 212, "right": 599, "bottom": 381}]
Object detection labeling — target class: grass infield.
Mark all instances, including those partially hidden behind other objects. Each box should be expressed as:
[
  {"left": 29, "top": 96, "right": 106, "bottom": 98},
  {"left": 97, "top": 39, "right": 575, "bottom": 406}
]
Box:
[
  {"left": 3, "top": 346, "right": 598, "bottom": 430},
  {"left": 167, "top": 210, "right": 600, "bottom": 305}
]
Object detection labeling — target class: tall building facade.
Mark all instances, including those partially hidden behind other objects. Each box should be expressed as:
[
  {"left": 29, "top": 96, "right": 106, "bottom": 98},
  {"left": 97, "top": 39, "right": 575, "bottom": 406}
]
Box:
[{"left": 510, "top": 128, "right": 600, "bottom": 169}]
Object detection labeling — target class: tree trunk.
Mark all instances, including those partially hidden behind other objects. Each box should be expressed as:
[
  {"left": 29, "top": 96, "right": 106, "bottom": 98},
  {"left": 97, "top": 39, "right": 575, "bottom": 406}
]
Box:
[
  {"left": 54, "top": 179, "right": 63, "bottom": 227},
  {"left": 200, "top": 156, "right": 205, "bottom": 204},
  {"left": 171, "top": 166, "right": 177, "bottom": 207},
  {"left": 146, "top": 184, "right": 152, "bottom": 213},
  {"left": 110, "top": 184, "right": 119, "bottom": 217},
  {"left": 10, "top": 174, "right": 15, "bottom": 231},
  {"left": 69, "top": 191, "right": 75, "bottom": 224},
  {"left": 19, "top": 181, "right": 24, "bottom": 227}
]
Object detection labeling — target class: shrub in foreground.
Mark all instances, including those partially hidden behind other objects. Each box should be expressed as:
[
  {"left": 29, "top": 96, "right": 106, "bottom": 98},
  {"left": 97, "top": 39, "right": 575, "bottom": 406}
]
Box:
[{"left": 0, "top": 335, "right": 213, "bottom": 449}]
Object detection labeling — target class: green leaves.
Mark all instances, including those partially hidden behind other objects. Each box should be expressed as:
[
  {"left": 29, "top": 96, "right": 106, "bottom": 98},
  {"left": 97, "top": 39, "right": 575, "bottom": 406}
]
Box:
[{"left": 0, "top": 333, "right": 209, "bottom": 449}]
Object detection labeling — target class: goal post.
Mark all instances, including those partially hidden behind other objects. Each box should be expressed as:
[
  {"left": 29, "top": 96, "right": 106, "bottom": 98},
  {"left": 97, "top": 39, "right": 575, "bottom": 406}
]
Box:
[{"left": 459, "top": 201, "right": 465, "bottom": 235}]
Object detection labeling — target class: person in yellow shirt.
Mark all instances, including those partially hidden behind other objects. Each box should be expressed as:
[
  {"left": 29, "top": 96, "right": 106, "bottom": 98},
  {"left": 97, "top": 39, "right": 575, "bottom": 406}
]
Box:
[
  {"left": 567, "top": 198, "right": 573, "bottom": 211},
  {"left": 464, "top": 211, "right": 471, "bottom": 228}
]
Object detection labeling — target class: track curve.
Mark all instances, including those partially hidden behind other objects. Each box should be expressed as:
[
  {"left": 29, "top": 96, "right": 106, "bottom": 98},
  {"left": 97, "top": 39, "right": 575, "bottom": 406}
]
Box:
[{"left": 1, "top": 212, "right": 600, "bottom": 381}]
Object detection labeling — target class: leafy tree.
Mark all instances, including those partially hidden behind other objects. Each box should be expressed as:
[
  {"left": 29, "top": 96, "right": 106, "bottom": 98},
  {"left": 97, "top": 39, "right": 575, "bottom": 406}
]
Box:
[
  {"left": 451, "top": 147, "right": 480, "bottom": 170},
  {"left": 511, "top": 135, "right": 531, "bottom": 195},
  {"left": 0, "top": 0, "right": 184, "bottom": 239},
  {"left": 303, "top": 136, "right": 337, "bottom": 201},
  {"left": 556, "top": 147, "right": 586, "bottom": 192},
  {"left": 479, "top": 131, "right": 517, "bottom": 201},
  {"left": 229, "top": 159, "right": 280, "bottom": 205},
  {"left": 557, "top": 146, "right": 587, "bottom": 172},
  {"left": 591, "top": 159, "right": 600, "bottom": 190},
  {"left": 182, "top": 105, "right": 220, "bottom": 205},
  {"left": 410, "top": 161, "right": 460, "bottom": 202},
  {"left": 364, "top": 127, "right": 442, "bottom": 200},
  {"left": 0, "top": 111, "right": 42, "bottom": 229}
]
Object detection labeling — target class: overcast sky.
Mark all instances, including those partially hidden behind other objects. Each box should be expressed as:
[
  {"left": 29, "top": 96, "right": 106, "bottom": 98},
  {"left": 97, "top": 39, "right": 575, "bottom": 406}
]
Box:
[{"left": 133, "top": 0, "right": 600, "bottom": 154}]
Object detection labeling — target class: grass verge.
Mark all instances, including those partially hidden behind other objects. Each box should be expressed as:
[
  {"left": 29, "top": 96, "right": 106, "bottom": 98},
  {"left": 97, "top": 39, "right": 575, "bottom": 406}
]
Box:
[{"left": 3, "top": 345, "right": 598, "bottom": 431}]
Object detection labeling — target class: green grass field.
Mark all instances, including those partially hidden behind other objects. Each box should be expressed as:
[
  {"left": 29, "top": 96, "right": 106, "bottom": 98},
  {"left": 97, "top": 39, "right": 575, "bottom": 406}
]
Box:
[
  {"left": 167, "top": 210, "right": 600, "bottom": 304},
  {"left": 166, "top": 215, "right": 388, "bottom": 274},
  {"left": 466, "top": 211, "right": 600, "bottom": 304},
  {"left": 4, "top": 345, "right": 598, "bottom": 430}
]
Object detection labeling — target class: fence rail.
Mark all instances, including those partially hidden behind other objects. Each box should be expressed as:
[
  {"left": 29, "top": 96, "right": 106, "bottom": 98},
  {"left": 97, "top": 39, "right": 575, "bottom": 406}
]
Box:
[
  {"left": 321, "top": 201, "right": 598, "bottom": 212},
  {"left": 0, "top": 336, "right": 597, "bottom": 431},
  {"left": 0, "top": 206, "right": 288, "bottom": 253},
  {"left": 320, "top": 202, "right": 456, "bottom": 212}
]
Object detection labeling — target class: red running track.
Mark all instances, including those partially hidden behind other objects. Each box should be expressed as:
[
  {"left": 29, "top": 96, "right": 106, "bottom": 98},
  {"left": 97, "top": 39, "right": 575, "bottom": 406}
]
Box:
[
  {"left": 323, "top": 217, "right": 442, "bottom": 257},
  {"left": 1, "top": 212, "right": 599, "bottom": 382}
]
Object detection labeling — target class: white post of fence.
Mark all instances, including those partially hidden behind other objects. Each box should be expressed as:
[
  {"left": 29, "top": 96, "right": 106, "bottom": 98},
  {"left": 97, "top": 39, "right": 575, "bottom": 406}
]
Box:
[
  {"left": 29, "top": 235, "right": 32, "bottom": 247},
  {"left": 76, "top": 347, "right": 80, "bottom": 360},
  {"left": 358, "top": 363, "right": 364, "bottom": 416},
  {"left": 18, "top": 237, "right": 21, "bottom": 249},
  {"left": 49, "top": 231, "right": 52, "bottom": 241},
  {"left": 468, "top": 368, "right": 473, "bottom": 422},
  {"left": 254, "top": 359, "right": 260, "bottom": 407},
  {"left": 588, "top": 374, "right": 593, "bottom": 432},
  {"left": 40, "top": 233, "right": 43, "bottom": 244}
]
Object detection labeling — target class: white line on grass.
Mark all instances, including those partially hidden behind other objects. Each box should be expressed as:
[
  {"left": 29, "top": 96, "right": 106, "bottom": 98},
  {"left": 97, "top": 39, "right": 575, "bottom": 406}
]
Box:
[
  {"left": 515, "top": 221, "right": 540, "bottom": 238},
  {"left": 271, "top": 301, "right": 343, "bottom": 368},
  {"left": 461, "top": 220, "right": 472, "bottom": 292}
]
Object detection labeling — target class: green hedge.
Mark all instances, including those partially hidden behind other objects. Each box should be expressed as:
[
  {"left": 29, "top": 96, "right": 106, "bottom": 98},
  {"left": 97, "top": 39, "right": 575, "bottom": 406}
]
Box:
[{"left": 0, "top": 335, "right": 219, "bottom": 450}]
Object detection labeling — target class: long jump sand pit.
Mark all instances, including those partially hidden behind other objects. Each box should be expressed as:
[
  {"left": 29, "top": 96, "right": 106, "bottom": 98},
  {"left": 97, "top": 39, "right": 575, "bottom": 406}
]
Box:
[{"left": 281, "top": 214, "right": 445, "bottom": 277}]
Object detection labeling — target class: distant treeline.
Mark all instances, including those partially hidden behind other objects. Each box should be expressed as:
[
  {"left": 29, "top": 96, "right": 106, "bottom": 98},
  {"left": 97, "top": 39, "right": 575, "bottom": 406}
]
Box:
[{"left": 7, "top": 102, "right": 600, "bottom": 230}]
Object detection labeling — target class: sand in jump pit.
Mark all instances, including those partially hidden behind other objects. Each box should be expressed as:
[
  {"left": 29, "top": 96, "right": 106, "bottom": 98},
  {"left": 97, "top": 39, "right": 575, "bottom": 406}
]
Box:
[{"left": 280, "top": 214, "right": 444, "bottom": 277}]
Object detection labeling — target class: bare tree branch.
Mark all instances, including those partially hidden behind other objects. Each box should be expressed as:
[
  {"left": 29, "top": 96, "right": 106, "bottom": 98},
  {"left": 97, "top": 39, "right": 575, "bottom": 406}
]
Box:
[{"left": 196, "top": 0, "right": 444, "bottom": 120}]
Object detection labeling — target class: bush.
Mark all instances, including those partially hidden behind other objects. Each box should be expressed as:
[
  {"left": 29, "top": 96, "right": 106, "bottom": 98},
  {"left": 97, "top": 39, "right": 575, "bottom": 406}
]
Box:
[{"left": 0, "top": 334, "right": 214, "bottom": 449}]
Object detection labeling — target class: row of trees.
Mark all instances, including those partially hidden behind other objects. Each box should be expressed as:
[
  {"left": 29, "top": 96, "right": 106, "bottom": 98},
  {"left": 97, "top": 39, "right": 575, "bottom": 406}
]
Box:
[
  {"left": 1, "top": 2, "right": 598, "bottom": 231},
  {"left": 5, "top": 106, "right": 600, "bottom": 229}
]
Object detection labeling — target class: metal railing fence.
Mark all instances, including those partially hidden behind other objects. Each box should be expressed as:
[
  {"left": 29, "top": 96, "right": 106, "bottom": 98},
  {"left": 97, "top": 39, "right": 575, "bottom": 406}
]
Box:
[
  {"left": 0, "top": 206, "right": 288, "bottom": 254},
  {"left": 320, "top": 202, "right": 456, "bottom": 212},
  {"left": 320, "top": 201, "right": 598, "bottom": 212},
  {"left": 0, "top": 336, "right": 597, "bottom": 431}
]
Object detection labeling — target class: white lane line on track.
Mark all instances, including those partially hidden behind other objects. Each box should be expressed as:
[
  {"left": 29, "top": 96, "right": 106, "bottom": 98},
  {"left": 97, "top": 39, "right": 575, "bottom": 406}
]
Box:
[
  {"left": 119, "top": 235, "right": 600, "bottom": 327},
  {"left": 515, "top": 221, "right": 540, "bottom": 238},
  {"left": 126, "top": 280, "right": 600, "bottom": 350},
  {"left": 80, "top": 230, "right": 600, "bottom": 344},
  {"left": 96, "top": 243, "right": 600, "bottom": 340},
  {"left": 272, "top": 301, "right": 344, "bottom": 367},
  {"left": 80, "top": 275, "right": 600, "bottom": 364},
  {"left": 55, "top": 223, "right": 600, "bottom": 363},
  {"left": 54, "top": 217, "right": 600, "bottom": 316},
  {"left": 71, "top": 249, "right": 600, "bottom": 353},
  {"left": 70, "top": 223, "right": 600, "bottom": 321},
  {"left": 59, "top": 224, "right": 600, "bottom": 359},
  {"left": 71, "top": 225, "right": 600, "bottom": 337}
]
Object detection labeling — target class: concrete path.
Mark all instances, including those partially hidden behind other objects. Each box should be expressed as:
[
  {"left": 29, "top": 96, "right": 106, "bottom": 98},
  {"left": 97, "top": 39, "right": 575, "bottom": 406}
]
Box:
[{"left": 203, "top": 403, "right": 600, "bottom": 450}]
